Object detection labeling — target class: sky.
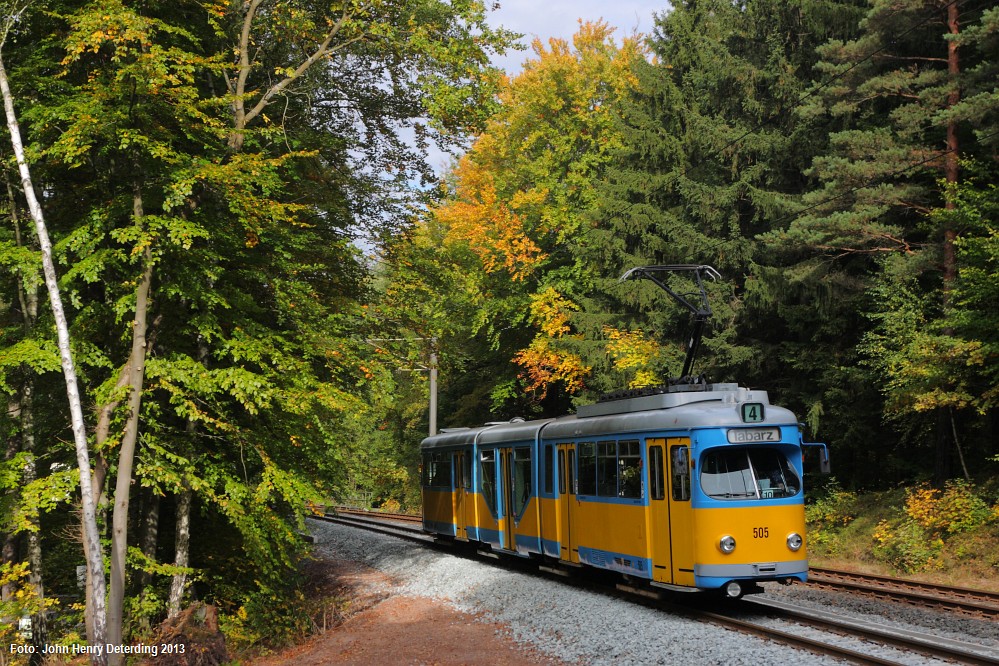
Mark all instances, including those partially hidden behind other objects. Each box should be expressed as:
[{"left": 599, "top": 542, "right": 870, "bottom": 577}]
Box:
[
  {"left": 415, "top": 0, "right": 669, "bottom": 175},
  {"left": 485, "top": 0, "right": 669, "bottom": 75}
]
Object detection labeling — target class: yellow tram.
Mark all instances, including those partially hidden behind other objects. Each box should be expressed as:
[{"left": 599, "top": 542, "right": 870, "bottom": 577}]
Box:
[{"left": 421, "top": 382, "right": 828, "bottom": 597}]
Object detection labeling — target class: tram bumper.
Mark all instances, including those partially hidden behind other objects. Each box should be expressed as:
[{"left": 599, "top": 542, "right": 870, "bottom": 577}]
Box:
[{"left": 694, "top": 559, "right": 808, "bottom": 589}]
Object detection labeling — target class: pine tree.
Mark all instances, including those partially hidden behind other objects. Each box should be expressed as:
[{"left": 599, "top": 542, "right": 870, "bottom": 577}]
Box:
[{"left": 785, "top": 0, "right": 999, "bottom": 481}]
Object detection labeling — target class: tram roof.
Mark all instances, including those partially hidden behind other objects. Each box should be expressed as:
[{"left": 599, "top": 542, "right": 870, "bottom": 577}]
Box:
[{"left": 420, "top": 383, "right": 799, "bottom": 450}]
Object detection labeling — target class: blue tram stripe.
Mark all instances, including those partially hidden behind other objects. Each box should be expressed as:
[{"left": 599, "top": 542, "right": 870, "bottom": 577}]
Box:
[
  {"left": 577, "top": 546, "right": 652, "bottom": 579},
  {"left": 422, "top": 519, "right": 456, "bottom": 536}
]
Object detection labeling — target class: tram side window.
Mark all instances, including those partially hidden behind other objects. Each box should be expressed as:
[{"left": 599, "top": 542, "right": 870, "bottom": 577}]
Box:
[
  {"left": 558, "top": 449, "right": 566, "bottom": 494},
  {"left": 649, "top": 446, "right": 665, "bottom": 501},
  {"left": 618, "top": 440, "right": 642, "bottom": 499},
  {"left": 596, "top": 441, "right": 617, "bottom": 497},
  {"left": 423, "top": 451, "right": 452, "bottom": 488},
  {"left": 671, "top": 446, "right": 691, "bottom": 501},
  {"left": 577, "top": 443, "right": 597, "bottom": 495},
  {"left": 480, "top": 450, "right": 498, "bottom": 514},
  {"left": 513, "top": 447, "right": 532, "bottom": 516},
  {"left": 462, "top": 452, "right": 472, "bottom": 490},
  {"left": 544, "top": 445, "right": 554, "bottom": 495}
]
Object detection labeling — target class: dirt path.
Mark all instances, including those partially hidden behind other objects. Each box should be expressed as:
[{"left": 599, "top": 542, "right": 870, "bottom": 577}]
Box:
[{"left": 253, "top": 557, "right": 560, "bottom": 665}]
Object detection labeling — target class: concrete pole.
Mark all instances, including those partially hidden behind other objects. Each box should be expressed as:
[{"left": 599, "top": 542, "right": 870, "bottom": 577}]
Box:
[{"left": 429, "top": 345, "right": 438, "bottom": 436}]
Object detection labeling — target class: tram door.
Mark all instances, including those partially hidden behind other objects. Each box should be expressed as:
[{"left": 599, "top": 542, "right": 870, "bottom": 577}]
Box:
[
  {"left": 556, "top": 443, "right": 580, "bottom": 564},
  {"left": 667, "top": 438, "right": 695, "bottom": 586},
  {"left": 499, "top": 448, "right": 516, "bottom": 550},
  {"left": 646, "top": 440, "right": 672, "bottom": 582},
  {"left": 453, "top": 451, "right": 469, "bottom": 540}
]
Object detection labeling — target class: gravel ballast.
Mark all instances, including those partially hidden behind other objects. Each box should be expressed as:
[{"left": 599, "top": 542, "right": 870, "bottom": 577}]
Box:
[{"left": 308, "top": 520, "right": 999, "bottom": 665}]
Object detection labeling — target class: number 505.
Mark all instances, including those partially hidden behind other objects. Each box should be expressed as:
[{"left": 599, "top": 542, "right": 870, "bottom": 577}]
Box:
[{"left": 752, "top": 527, "right": 769, "bottom": 539}]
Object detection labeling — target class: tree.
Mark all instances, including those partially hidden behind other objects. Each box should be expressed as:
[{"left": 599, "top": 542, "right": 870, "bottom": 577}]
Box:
[
  {"left": 784, "top": 0, "right": 999, "bottom": 481},
  {"left": 390, "top": 21, "right": 646, "bottom": 420},
  {"left": 590, "top": 0, "right": 868, "bottom": 412},
  {"left": 0, "top": 5, "right": 108, "bottom": 657},
  {"left": 0, "top": 0, "right": 514, "bottom": 656}
]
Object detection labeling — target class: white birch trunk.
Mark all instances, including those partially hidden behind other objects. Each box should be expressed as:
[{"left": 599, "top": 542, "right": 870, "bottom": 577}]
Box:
[{"left": 0, "top": 52, "right": 109, "bottom": 664}]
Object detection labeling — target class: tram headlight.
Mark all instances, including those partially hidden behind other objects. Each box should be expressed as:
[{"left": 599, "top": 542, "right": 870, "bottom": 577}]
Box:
[
  {"left": 719, "top": 535, "right": 736, "bottom": 554},
  {"left": 787, "top": 532, "right": 803, "bottom": 552}
]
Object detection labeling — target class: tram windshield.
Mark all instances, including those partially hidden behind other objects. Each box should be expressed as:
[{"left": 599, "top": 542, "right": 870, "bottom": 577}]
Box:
[{"left": 700, "top": 447, "right": 800, "bottom": 500}]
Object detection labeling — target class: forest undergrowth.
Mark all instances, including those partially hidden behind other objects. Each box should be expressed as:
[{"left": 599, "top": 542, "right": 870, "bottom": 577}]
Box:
[{"left": 806, "top": 477, "right": 999, "bottom": 592}]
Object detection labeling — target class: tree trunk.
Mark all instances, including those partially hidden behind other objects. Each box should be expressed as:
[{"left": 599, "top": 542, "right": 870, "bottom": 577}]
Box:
[
  {"left": 2, "top": 397, "right": 19, "bottom": 603},
  {"left": 19, "top": 383, "right": 49, "bottom": 665},
  {"left": 6, "top": 165, "right": 47, "bottom": 660},
  {"left": 167, "top": 485, "right": 192, "bottom": 618},
  {"left": 942, "top": 0, "right": 960, "bottom": 308},
  {"left": 2, "top": 166, "right": 28, "bottom": 605},
  {"left": 0, "top": 52, "right": 108, "bottom": 663},
  {"left": 168, "top": 333, "right": 206, "bottom": 618},
  {"left": 936, "top": 0, "right": 961, "bottom": 482},
  {"left": 106, "top": 187, "right": 154, "bottom": 661},
  {"left": 136, "top": 489, "right": 160, "bottom": 632}
]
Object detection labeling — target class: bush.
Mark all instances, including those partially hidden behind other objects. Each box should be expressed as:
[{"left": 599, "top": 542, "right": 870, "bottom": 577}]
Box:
[
  {"left": 872, "top": 518, "right": 944, "bottom": 573},
  {"left": 0, "top": 563, "right": 59, "bottom": 664},
  {"left": 218, "top": 586, "right": 311, "bottom": 653},
  {"left": 905, "top": 480, "right": 992, "bottom": 535},
  {"left": 869, "top": 480, "right": 994, "bottom": 574},
  {"left": 805, "top": 479, "right": 857, "bottom": 549}
]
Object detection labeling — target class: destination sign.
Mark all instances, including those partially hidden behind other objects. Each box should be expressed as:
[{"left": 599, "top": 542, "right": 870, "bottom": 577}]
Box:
[{"left": 727, "top": 427, "right": 781, "bottom": 444}]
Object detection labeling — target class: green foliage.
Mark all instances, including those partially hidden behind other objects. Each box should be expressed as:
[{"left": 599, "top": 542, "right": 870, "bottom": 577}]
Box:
[
  {"left": 7, "top": 467, "right": 79, "bottom": 534},
  {"left": 872, "top": 518, "right": 944, "bottom": 574},
  {"left": 860, "top": 257, "right": 986, "bottom": 415},
  {"left": 945, "top": 176, "right": 999, "bottom": 413},
  {"left": 0, "top": 339, "right": 61, "bottom": 393},
  {"left": 1, "top": 0, "right": 514, "bottom": 651},
  {"left": 805, "top": 480, "right": 858, "bottom": 542},
  {"left": 0, "top": 562, "right": 58, "bottom": 650}
]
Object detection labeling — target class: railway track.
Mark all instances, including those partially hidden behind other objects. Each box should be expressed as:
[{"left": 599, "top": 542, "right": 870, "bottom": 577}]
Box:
[
  {"left": 735, "top": 596, "right": 999, "bottom": 665},
  {"left": 329, "top": 506, "right": 423, "bottom": 524},
  {"left": 314, "top": 510, "right": 430, "bottom": 543},
  {"left": 311, "top": 511, "right": 999, "bottom": 665},
  {"left": 808, "top": 566, "right": 999, "bottom": 620}
]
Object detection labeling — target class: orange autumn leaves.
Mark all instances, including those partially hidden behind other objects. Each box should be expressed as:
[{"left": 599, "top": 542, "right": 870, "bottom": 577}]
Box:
[
  {"left": 513, "top": 289, "right": 587, "bottom": 397},
  {"left": 434, "top": 161, "right": 546, "bottom": 282}
]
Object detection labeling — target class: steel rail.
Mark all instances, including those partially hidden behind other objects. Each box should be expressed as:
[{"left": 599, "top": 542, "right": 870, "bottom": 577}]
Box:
[
  {"left": 687, "top": 606, "right": 904, "bottom": 666},
  {"left": 311, "top": 513, "right": 433, "bottom": 544},
  {"left": 743, "top": 596, "right": 999, "bottom": 666},
  {"left": 329, "top": 506, "right": 423, "bottom": 524},
  {"left": 808, "top": 567, "right": 999, "bottom": 619}
]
